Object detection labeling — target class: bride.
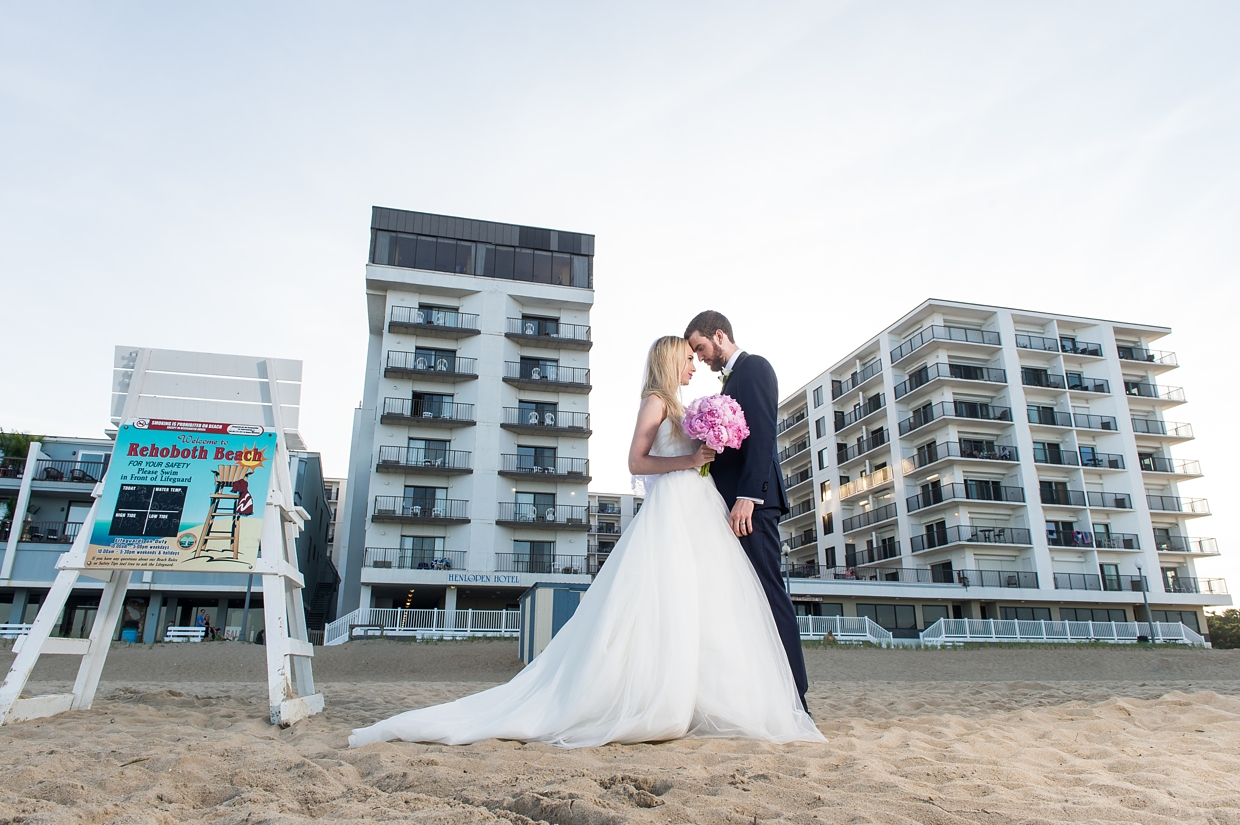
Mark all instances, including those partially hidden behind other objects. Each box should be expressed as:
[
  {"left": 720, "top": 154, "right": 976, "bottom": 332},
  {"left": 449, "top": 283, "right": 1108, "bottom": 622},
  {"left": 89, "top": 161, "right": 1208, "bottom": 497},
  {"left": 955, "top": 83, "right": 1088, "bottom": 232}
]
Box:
[{"left": 349, "top": 336, "right": 823, "bottom": 748}]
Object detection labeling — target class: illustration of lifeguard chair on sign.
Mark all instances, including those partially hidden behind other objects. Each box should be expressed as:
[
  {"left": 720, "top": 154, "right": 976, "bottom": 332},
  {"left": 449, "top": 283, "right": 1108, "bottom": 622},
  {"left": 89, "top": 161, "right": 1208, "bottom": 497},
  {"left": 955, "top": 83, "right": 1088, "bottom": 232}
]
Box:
[{"left": 191, "top": 463, "right": 255, "bottom": 559}]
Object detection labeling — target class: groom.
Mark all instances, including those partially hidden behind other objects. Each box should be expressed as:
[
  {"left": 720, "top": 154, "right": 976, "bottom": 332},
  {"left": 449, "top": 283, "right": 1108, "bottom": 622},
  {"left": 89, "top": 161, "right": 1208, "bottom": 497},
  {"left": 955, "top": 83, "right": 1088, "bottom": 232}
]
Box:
[{"left": 684, "top": 311, "right": 809, "bottom": 713}]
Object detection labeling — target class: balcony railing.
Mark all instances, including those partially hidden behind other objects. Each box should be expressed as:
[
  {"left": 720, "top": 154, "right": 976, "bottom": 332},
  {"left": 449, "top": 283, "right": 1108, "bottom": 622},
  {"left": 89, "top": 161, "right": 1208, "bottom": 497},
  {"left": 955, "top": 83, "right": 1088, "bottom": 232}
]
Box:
[
  {"left": 1027, "top": 408, "right": 1073, "bottom": 427},
  {"left": 779, "top": 438, "right": 810, "bottom": 462},
  {"left": 822, "top": 566, "right": 1034, "bottom": 588},
  {"left": 835, "top": 394, "right": 885, "bottom": 431},
  {"left": 1016, "top": 334, "right": 1103, "bottom": 356},
  {"left": 906, "top": 483, "right": 1025, "bottom": 513},
  {"left": 363, "top": 547, "right": 468, "bottom": 570},
  {"left": 1041, "top": 488, "right": 1086, "bottom": 507},
  {"left": 783, "top": 467, "right": 813, "bottom": 490},
  {"left": 1021, "top": 371, "right": 1067, "bottom": 390},
  {"left": 1079, "top": 450, "right": 1125, "bottom": 469},
  {"left": 590, "top": 503, "right": 622, "bottom": 515},
  {"left": 779, "top": 498, "right": 816, "bottom": 523},
  {"left": 1095, "top": 533, "right": 1141, "bottom": 549},
  {"left": 373, "top": 496, "right": 469, "bottom": 521},
  {"left": 899, "top": 401, "right": 1012, "bottom": 435},
  {"left": 1156, "top": 536, "right": 1218, "bottom": 554},
  {"left": 498, "top": 455, "right": 590, "bottom": 479},
  {"left": 1069, "top": 376, "right": 1110, "bottom": 393},
  {"left": 891, "top": 325, "right": 1000, "bottom": 364},
  {"left": 501, "top": 407, "right": 590, "bottom": 432},
  {"left": 955, "top": 569, "right": 1040, "bottom": 588},
  {"left": 1146, "top": 495, "right": 1210, "bottom": 515},
  {"left": 385, "top": 351, "right": 478, "bottom": 378},
  {"left": 1131, "top": 418, "right": 1193, "bottom": 438},
  {"left": 781, "top": 562, "right": 823, "bottom": 579},
  {"left": 377, "top": 446, "right": 473, "bottom": 472},
  {"left": 506, "top": 317, "right": 592, "bottom": 345},
  {"left": 831, "top": 361, "right": 882, "bottom": 399},
  {"left": 836, "top": 430, "right": 889, "bottom": 463},
  {"left": 0, "top": 458, "right": 25, "bottom": 479},
  {"left": 776, "top": 407, "right": 808, "bottom": 434},
  {"left": 495, "top": 552, "right": 588, "bottom": 574},
  {"left": 902, "top": 442, "right": 1019, "bottom": 476},
  {"left": 390, "top": 306, "right": 480, "bottom": 334},
  {"left": 32, "top": 459, "right": 108, "bottom": 483},
  {"left": 381, "top": 397, "right": 476, "bottom": 424},
  {"left": 1117, "top": 346, "right": 1177, "bottom": 366},
  {"left": 839, "top": 465, "right": 895, "bottom": 499},
  {"left": 0, "top": 520, "right": 82, "bottom": 544},
  {"left": 496, "top": 502, "right": 589, "bottom": 527},
  {"left": 845, "top": 542, "right": 901, "bottom": 566},
  {"left": 1054, "top": 573, "right": 1148, "bottom": 592},
  {"left": 1163, "top": 576, "right": 1228, "bottom": 595},
  {"left": 1033, "top": 446, "right": 1079, "bottom": 466},
  {"left": 785, "top": 529, "right": 817, "bottom": 550},
  {"left": 589, "top": 522, "right": 621, "bottom": 535},
  {"left": 910, "top": 525, "right": 1032, "bottom": 552},
  {"left": 503, "top": 361, "right": 591, "bottom": 388},
  {"left": 894, "top": 363, "right": 1006, "bottom": 399},
  {"left": 1087, "top": 491, "right": 1133, "bottom": 509},
  {"left": 1124, "top": 382, "right": 1185, "bottom": 403},
  {"left": 1139, "top": 456, "right": 1200, "bottom": 475},
  {"left": 1074, "top": 413, "right": 1119, "bottom": 431},
  {"left": 841, "top": 503, "right": 898, "bottom": 533}
]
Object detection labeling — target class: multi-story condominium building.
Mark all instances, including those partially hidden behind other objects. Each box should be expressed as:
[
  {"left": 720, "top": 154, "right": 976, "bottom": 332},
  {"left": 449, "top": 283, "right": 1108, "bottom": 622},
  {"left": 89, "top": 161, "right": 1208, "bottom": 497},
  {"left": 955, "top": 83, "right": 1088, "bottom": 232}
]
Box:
[
  {"left": 776, "top": 300, "right": 1229, "bottom": 639},
  {"left": 0, "top": 435, "right": 337, "bottom": 642},
  {"left": 586, "top": 491, "right": 644, "bottom": 573},
  {"left": 323, "top": 476, "right": 346, "bottom": 566},
  {"left": 336, "top": 207, "right": 595, "bottom": 618}
]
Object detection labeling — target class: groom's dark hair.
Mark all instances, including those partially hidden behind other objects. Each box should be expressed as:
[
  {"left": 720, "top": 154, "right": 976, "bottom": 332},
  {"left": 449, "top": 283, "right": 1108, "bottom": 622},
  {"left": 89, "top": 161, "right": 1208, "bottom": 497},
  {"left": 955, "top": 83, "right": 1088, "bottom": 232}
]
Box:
[{"left": 684, "top": 310, "right": 734, "bottom": 343}]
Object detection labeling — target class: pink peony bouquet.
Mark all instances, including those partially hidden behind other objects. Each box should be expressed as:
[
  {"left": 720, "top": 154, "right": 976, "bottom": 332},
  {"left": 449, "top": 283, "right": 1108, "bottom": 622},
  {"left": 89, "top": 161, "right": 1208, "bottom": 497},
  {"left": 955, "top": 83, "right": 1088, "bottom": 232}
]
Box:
[{"left": 682, "top": 394, "right": 750, "bottom": 476}]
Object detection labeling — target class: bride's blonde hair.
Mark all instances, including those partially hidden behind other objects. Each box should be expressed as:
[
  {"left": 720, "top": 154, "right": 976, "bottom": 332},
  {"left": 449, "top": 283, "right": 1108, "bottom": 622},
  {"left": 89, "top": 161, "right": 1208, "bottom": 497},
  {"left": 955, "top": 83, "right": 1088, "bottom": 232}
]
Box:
[{"left": 642, "top": 336, "right": 688, "bottom": 422}]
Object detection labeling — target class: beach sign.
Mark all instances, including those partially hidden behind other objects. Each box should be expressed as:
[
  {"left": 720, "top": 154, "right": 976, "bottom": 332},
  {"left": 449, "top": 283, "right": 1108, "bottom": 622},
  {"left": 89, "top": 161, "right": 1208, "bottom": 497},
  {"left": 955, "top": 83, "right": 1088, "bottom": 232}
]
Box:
[{"left": 86, "top": 419, "right": 276, "bottom": 572}]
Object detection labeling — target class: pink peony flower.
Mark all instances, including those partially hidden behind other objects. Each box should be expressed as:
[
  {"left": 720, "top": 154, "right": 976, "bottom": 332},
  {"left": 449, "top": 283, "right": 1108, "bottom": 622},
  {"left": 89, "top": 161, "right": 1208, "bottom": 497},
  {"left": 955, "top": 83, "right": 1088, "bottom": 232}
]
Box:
[{"left": 682, "top": 394, "right": 749, "bottom": 475}]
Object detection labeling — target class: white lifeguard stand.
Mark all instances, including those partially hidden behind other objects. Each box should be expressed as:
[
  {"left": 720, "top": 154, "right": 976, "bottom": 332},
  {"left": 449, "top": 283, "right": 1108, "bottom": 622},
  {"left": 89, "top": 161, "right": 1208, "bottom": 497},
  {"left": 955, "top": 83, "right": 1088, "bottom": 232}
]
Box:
[{"left": 0, "top": 346, "right": 324, "bottom": 727}]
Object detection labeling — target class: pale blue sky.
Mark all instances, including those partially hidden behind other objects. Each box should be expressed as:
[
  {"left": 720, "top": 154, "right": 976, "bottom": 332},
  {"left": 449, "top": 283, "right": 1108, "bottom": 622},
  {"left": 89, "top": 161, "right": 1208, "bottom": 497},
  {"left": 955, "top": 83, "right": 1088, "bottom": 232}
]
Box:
[{"left": 2, "top": 2, "right": 1237, "bottom": 586}]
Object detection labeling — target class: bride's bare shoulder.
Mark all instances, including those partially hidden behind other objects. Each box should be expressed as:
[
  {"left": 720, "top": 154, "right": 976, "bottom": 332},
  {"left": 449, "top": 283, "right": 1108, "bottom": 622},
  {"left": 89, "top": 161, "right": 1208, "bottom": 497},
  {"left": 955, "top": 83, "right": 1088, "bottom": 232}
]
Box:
[{"left": 636, "top": 394, "right": 668, "bottom": 425}]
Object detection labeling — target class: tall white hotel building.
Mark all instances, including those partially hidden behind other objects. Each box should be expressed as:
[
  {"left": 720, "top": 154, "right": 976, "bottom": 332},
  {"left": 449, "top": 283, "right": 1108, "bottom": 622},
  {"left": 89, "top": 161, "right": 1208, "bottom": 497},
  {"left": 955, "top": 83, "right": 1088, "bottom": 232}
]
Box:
[
  {"left": 336, "top": 208, "right": 595, "bottom": 616},
  {"left": 776, "top": 300, "right": 1229, "bottom": 638}
]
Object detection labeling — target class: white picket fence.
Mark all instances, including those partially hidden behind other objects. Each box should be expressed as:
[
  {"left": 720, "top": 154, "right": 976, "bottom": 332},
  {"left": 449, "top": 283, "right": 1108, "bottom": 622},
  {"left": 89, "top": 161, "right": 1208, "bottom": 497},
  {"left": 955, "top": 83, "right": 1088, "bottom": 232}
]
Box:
[
  {"left": 324, "top": 607, "right": 521, "bottom": 646},
  {"left": 920, "top": 618, "right": 1207, "bottom": 647},
  {"left": 798, "top": 614, "right": 894, "bottom": 645}
]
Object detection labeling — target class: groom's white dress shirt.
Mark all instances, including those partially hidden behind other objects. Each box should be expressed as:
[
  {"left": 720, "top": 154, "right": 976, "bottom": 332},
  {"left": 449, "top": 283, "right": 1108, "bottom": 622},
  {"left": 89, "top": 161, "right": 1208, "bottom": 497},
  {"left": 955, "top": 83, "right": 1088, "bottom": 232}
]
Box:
[{"left": 724, "top": 349, "right": 764, "bottom": 507}]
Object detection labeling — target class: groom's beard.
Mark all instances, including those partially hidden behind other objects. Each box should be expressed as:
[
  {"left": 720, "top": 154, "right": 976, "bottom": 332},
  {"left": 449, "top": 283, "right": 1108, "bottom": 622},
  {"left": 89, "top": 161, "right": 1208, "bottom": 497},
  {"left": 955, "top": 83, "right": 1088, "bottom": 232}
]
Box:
[{"left": 703, "top": 342, "right": 726, "bottom": 371}]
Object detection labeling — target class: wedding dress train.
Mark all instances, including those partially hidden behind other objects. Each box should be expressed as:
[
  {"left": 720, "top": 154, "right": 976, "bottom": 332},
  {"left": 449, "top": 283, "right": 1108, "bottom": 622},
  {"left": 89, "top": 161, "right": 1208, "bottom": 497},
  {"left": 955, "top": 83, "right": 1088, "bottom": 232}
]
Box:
[{"left": 349, "top": 417, "right": 823, "bottom": 748}]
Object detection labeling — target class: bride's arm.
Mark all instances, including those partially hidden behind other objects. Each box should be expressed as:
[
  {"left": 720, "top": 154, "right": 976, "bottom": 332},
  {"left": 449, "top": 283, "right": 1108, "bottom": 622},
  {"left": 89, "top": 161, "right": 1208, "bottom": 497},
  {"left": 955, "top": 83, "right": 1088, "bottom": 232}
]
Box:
[{"left": 627, "top": 395, "right": 715, "bottom": 475}]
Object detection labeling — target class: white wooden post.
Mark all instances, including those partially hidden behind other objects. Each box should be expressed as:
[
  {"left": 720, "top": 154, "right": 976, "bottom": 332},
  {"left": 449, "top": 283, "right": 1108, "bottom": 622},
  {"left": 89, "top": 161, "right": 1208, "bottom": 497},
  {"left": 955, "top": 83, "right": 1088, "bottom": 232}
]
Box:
[{"left": 1, "top": 441, "right": 41, "bottom": 580}]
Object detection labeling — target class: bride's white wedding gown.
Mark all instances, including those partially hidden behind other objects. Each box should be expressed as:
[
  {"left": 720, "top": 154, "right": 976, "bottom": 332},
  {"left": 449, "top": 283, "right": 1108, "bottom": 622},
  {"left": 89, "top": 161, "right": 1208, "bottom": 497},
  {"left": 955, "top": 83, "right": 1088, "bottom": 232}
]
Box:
[{"left": 349, "top": 417, "right": 824, "bottom": 748}]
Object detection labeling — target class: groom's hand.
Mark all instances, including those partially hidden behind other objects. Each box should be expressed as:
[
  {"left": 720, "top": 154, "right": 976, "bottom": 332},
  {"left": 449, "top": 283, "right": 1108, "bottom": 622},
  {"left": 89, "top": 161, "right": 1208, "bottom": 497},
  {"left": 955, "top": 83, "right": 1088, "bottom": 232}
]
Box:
[{"left": 729, "top": 498, "right": 756, "bottom": 538}]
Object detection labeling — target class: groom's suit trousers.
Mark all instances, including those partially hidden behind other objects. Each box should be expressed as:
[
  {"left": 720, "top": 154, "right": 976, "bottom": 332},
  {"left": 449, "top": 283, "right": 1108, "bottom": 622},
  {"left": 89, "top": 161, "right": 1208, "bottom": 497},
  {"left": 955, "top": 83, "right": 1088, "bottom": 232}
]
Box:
[{"left": 739, "top": 507, "right": 810, "bottom": 711}]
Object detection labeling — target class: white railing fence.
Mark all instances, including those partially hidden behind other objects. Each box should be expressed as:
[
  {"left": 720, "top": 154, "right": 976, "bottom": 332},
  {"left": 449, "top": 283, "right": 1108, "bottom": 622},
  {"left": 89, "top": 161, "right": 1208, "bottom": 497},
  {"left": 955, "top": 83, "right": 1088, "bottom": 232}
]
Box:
[
  {"left": 324, "top": 607, "right": 521, "bottom": 645},
  {"left": 798, "top": 615, "right": 894, "bottom": 645},
  {"left": 920, "top": 618, "right": 1206, "bottom": 646}
]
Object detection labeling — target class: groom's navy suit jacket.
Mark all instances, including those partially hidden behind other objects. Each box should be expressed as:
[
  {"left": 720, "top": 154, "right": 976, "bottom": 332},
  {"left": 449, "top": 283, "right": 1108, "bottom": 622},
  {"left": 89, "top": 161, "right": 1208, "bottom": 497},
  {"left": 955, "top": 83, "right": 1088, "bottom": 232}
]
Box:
[{"left": 711, "top": 352, "right": 789, "bottom": 515}]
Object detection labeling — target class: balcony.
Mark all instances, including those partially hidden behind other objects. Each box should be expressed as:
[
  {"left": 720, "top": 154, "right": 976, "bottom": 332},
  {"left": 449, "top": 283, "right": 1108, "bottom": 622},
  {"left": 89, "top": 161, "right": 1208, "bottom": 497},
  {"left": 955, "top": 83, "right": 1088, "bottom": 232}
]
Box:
[
  {"left": 1021, "top": 372, "right": 1111, "bottom": 394},
  {"left": 785, "top": 529, "right": 817, "bottom": 550},
  {"left": 899, "top": 401, "right": 1012, "bottom": 435},
  {"left": 372, "top": 496, "right": 469, "bottom": 524},
  {"left": 783, "top": 467, "right": 813, "bottom": 491},
  {"left": 501, "top": 407, "right": 591, "bottom": 437},
  {"left": 1139, "top": 456, "right": 1201, "bottom": 477},
  {"left": 836, "top": 430, "right": 889, "bottom": 464},
  {"left": 377, "top": 446, "right": 473, "bottom": 475},
  {"left": 910, "top": 525, "right": 1033, "bottom": 552},
  {"left": 779, "top": 498, "right": 816, "bottom": 524},
  {"left": 1053, "top": 573, "right": 1148, "bottom": 592},
  {"left": 956, "top": 569, "right": 1040, "bottom": 588},
  {"left": 495, "top": 552, "right": 589, "bottom": 574},
  {"left": 389, "top": 306, "right": 481, "bottom": 338},
  {"left": 505, "top": 318, "right": 592, "bottom": 351},
  {"left": 1131, "top": 418, "right": 1193, "bottom": 440},
  {"left": 1079, "top": 450, "right": 1126, "bottom": 470},
  {"left": 590, "top": 503, "right": 622, "bottom": 516},
  {"left": 363, "top": 547, "right": 468, "bottom": 570},
  {"left": 895, "top": 363, "right": 1007, "bottom": 401},
  {"left": 902, "top": 441, "right": 1018, "bottom": 474},
  {"left": 381, "top": 398, "right": 477, "bottom": 428},
  {"left": 1027, "top": 407, "right": 1073, "bottom": 428},
  {"left": 1146, "top": 495, "right": 1210, "bottom": 515},
  {"left": 1075, "top": 413, "right": 1118, "bottom": 431},
  {"left": 1124, "top": 382, "right": 1186, "bottom": 405},
  {"left": 0, "top": 458, "right": 25, "bottom": 480},
  {"left": 1095, "top": 533, "right": 1141, "bottom": 549},
  {"left": 1117, "top": 346, "right": 1177, "bottom": 367},
  {"left": 845, "top": 542, "right": 901, "bottom": 566},
  {"left": 841, "top": 503, "right": 898, "bottom": 533},
  {"left": 891, "top": 325, "right": 1001, "bottom": 365},
  {"left": 1156, "top": 536, "right": 1218, "bottom": 555},
  {"left": 0, "top": 520, "right": 82, "bottom": 544},
  {"left": 1088, "top": 491, "right": 1133, "bottom": 510},
  {"left": 589, "top": 522, "right": 621, "bottom": 535},
  {"left": 496, "top": 503, "right": 590, "bottom": 530},
  {"left": 1069, "top": 376, "right": 1111, "bottom": 393},
  {"left": 498, "top": 454, "right": 590, "bottom": 482},
  {"left": 1016, "top": 334, "right": 1103, "bottom": 357},
  {"left": 781, "top": 562, "right": 823, "bottom": 579},
  {"left": 906, "top": 483, "right": 1025, "bottom": 513},
  {"left": 779, "top": 438, "right": 810, "bottom": 463},
  {"left": 502, "top": 361, "right": 591, "bottom": 393},
  {"left": 839, "top": 465, "right": 895, "bottom": 499},
  {"left": 1163, "top": 576, "right": 1228, "bottom": 595},
  {"left": 32, "top": 459, "right": 108, "bottom": 484},
  {"left": 1041, "top": 488, "right": 1086, "bottom": 508},
  {"left": 831, "top": 361, "right": 882, "bottom": 399},
  {"left": 385, "top": 351, "right": 479, "bottom": 383},
  {"left": 835, "top": 394, "right": 885, "bottom": 432},
  {"left": 776, "top": 407, "right": 809, "bottom": 435},
  {"left": 1033, "top": 446, "right": 1079, "bottom": 466}
]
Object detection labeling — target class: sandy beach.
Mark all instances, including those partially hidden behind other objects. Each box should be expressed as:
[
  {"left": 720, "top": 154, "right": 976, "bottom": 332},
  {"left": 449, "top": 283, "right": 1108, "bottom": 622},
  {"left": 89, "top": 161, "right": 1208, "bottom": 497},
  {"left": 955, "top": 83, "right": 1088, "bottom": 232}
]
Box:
[{"left": 1, "top": 641, "right": 1239, "bottom": 824}]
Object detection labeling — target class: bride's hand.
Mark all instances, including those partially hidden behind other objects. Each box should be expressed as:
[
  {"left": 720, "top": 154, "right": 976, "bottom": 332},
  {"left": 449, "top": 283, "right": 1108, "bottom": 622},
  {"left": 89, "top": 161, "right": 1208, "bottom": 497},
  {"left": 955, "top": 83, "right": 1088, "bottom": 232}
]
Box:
[{"left": 690, "top": 444, "right": 717, "bottom": 469}]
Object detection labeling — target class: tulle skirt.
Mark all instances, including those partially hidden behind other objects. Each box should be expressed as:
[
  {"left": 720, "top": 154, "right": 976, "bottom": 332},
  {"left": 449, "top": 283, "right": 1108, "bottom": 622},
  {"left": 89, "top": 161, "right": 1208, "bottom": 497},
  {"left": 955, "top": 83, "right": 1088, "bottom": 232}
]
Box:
[{"left": 348, "top": 467, "right": 824, "bottom": 748}]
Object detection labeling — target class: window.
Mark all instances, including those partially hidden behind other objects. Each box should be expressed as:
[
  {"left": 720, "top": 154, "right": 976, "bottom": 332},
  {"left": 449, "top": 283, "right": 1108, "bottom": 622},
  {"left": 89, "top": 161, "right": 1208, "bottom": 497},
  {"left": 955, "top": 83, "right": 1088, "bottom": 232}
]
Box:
[
  {"left": 1151, "top": 610, "right": 1200, "bottom": 632},
  {"left": 822, "top": 512, "right": 834, "bottom": 535},
  {"left": 413, "top": 392, "right": 454, "bottom": 418},
  {"left": 519, "top": 356, "right": 559, "bottom": 381},
  {"left": 403, "top": 486, "right": 446, "bottom": 511},
  {"left": 857, "top": 603, "right": 918, "bottom": 631},
  {"left": 815, "top": 417, "right": 827, "bottom": 439},
  {"left": 922, "top": 604, "right": 950, "bottom": 625},
  {"left": 513, "top": 540, "right": 556, "bottom": 573},
  {"left": 413, "top": 347, "right": 458, "bottom": 372},
  {"left": 519, "top": 315, "right": 559, "bottom": 336},
  {"left": 965, "top": 479, "right": 1002, "bottom": 501},
  {"left": 514, "top": 491, "right": 556, "bottom": 522},
  {"left": 1000, "top": 606, "right": 1052, "bottom": 621},
  {"left": 518, "top": 400, "right": 558, "bottom": 426},
  {"left": 818, "top": 448, "right": 829, "bottom": 470},
  {"left": 924, "top": 520, "right": 948, "bottom": 549},
  {"left": 399, "top": 536, "right": 444, "bottom": 568},
  {"left": 813, "top": 386, "right": 824, "bottom": 408},
  {"left": 1099, "top": 563, "right": 1120, "bottom": 591},
  {"left": 516, "top": 445, "right": 557, "bottom": 472},
  {"left": 930, "top": 561, "right": 953, "bottom": 583},
  {"left": 1061, "top": 607, "right": 1128, "bottom": 623},
  {"left": 407, "top": 438, "right": 449, "bottom": 465}
]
